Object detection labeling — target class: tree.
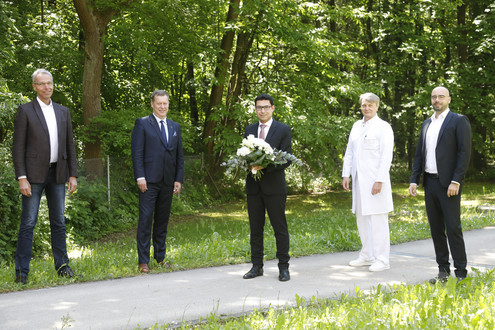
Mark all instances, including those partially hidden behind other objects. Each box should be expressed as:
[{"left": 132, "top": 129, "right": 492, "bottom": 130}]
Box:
[{"left": 73, "top": 0, "right": 135, "bottom": 178}]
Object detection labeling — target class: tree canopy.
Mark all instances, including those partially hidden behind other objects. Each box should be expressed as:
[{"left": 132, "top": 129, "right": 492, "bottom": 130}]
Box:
[{"left": 1, "top": 0, "right": 494, "bottom": 185}]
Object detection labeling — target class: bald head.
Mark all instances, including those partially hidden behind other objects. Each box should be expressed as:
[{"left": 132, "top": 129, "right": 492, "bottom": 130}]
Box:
[{"left": 431, "top": 86, "right": 451, "bottom": 114}]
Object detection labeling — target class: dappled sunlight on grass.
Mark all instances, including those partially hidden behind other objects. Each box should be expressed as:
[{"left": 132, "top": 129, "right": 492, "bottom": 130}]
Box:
[{"left": 1, "top": 182, "right": 494, "bottom": 293}]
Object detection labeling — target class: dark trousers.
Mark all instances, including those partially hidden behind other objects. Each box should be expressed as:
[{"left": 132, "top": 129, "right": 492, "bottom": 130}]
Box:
[
  {"left": 15, "top": 166, "right": 69, "bottom": 276},
  {"left": 137, "top": 181, "right": 173, "bottom": 264},
  {"left": 247, "top": 192, "right": 290, "bottom": 270},
  {"left": 424, "top": 174, "right": 467, "bottom": 277}
]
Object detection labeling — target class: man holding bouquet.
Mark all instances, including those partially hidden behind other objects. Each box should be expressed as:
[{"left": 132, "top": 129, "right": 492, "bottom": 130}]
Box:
[{"left": 242, "top": 94, "right": 293, "bottom": 282}]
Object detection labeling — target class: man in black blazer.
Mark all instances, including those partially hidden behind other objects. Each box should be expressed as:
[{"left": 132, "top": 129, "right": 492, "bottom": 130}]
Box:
[
  {"left": 12, "top": 69, "right": 79, "bottom": 284},
  {"left": 242, "top": 94, "right": 292, "bottom": 281},
  {"left": 131, "top": 90, "right": 184, "bottom": 273},
  {"left": 409, "top": 86, "right": 472, "bottom": 283}
]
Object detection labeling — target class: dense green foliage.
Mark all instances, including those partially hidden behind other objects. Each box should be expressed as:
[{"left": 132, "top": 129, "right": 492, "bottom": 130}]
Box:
[
  {"left": 1, "top": 1, "right": 494, "bottom": 257},
  {"left": 1, "top": 183, "right": 493, "bottom": 293}
]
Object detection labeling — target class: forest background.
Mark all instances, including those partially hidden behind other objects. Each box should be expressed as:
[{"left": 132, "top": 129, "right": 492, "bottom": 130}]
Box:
[{"left": 0, "top": 0, "right": 494, "bottom": 261}]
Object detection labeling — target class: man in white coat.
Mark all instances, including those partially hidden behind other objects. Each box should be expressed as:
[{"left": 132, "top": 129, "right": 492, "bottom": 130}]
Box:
[{"left": 342, "top": 92, "right": 394, "bottom": 272}]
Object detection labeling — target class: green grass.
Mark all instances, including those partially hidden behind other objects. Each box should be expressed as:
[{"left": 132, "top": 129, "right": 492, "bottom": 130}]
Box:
[
  {"left": 169, "top": 268, "right": 495, "bottom": 329},
  {"left": 1, "top": 182, "right": 494, "bottom": 293}
]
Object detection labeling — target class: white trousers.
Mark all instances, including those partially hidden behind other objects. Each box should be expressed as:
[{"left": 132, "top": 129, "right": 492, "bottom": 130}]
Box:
[{"left": 355, "top": 175, "right": 390, "bottom": 265}]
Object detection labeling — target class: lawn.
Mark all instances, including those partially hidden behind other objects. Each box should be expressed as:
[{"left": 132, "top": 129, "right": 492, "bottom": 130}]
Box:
[{"left": 0, "top": 182, "right": 494, "bottom": 294}]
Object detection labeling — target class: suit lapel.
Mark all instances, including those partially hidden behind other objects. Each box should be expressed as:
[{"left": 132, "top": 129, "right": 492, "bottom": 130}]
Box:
[
  {"left": 33, "top": 100, "right": 50, "bottom": 140},
  {"left": 265, "top": 120, "right": 277, "bottom": 142},
  {"left": 421, "top": 119, "right": 431, "bottom": 156},
  {"left": 148, "top": 115, "right": 168, "bottom": 148},
  {"left": 166, "top": 119, "right": 174, "bottom": 147},
  {"left": 437, "top": 111, "right": 453, "bottom": 145}
]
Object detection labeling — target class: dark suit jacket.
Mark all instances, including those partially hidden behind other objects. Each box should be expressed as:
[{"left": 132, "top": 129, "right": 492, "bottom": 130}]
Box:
[
  {"left": 244, "top": 120, "right": 292, "bottom": 195},
  {"left": 12, "top": 99, "right": 78, "bottom": 184},
  {"left": 131, "top": 115, "right": 184, "bottom": 185},
  {"left": 410, "top": 111, "right": 472, "bottom": 188}
]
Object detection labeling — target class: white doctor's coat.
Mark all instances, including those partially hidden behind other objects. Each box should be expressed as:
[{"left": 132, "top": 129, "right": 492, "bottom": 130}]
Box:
[{"left": 342, "top": 115, "right": 394, "bottom": 215}]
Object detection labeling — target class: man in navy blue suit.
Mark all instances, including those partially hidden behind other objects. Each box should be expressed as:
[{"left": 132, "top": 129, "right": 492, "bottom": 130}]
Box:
[
  {"left": 242, "top": 94, "right": 292, "bottom": 282},
  {"left": 131, "top": 90, "right": 184, "bottom": 273},
  {"left": 409, "top": 86, "right": 472, "bottom": 283}
]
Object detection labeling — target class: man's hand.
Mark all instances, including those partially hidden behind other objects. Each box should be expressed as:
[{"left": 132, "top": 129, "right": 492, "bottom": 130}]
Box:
[
  {"left": 408, "top": 183, "right": 417, "bottom": 197},
  {"left": 447, "top": 182, "right": 460, "bottom": 197},
  {"left": 67, "top": 176, "right": 77, "bottom": 194},
  {"left": 342, "top": 177, "right": 350, "bottom": 191},
  {"left": 137, "top": 178, "right": 147, "bottom": 193},
  {"left": 19, "top": 178, "right": 32, "bottom": 197},
  {"left": 173, "top": 181, "right": 182, "bottom": 194},
  {"left": 371, "top": 182, "right": 382, "bottom": 195}
]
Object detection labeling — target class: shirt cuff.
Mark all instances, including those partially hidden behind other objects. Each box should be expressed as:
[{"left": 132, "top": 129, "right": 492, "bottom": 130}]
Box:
[
  {"left": 136, "top": 177, "right": 145, "bottom": 182},
  {"left": 451, "top": 181, "right": 460, "bottom": 185},
  {"left": 409, "top": 183, "right": 417, "bottom": 187},
  {"left": 18, "top": 176, "right": 27, "bottom": 180}
]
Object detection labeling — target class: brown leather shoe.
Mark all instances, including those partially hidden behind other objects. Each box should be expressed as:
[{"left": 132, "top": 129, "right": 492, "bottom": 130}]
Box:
[{"left": 138, "top": 264, "right": 150, "bottom": 273}]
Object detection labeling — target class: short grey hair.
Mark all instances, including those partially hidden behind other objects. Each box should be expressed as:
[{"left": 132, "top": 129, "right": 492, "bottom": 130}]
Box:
[
  {"left": 32, "top": 69, "right": 53, "bottom": 84},
  {"left": 359, "top": 92, "right": 380, "bottom": 107},
  {"left": 151, "top": 90, "right": 170, "bottom": 102}
]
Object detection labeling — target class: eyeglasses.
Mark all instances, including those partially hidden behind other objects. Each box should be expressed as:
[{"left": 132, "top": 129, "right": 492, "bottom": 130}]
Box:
[
  {"left": 255, "top": 105, "right": 272, "bottom": 111},
  {"left": 34, "top": 82, "right": 53, "bottom": 87}
]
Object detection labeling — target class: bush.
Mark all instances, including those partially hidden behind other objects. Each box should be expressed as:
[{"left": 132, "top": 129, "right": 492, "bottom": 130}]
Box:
[{"left": 0, "top": 161, "right": 22, "bottom": 262}]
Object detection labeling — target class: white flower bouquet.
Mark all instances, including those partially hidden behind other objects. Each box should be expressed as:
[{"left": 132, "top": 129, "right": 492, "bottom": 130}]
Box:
[{"left": 222, "top": 134, "right": 302, "bottom": 180}]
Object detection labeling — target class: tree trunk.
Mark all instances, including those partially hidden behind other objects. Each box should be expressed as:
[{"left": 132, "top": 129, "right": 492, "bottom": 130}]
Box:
[
  {"left": 73, "top": 0, "right": 134, "bottom": 179},
  {"left": 203, "top": 0, "right": 240, "bottom": 170},
  {"left": 186, "top": 61, "right": 199, "bottom": 127}
]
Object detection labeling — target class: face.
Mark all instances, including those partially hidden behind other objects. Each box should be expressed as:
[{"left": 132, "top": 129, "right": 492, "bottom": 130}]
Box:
[
  {"left": 151, "top": 95, "right": 169, "bottom": 120},
  {"left": 361, "top": 99, "right": 378, "bottom": 121},
  {"left": 431, "top": 87, "right": 451, "bottom": 113},
  {"left": 255, "top": 99, "right": 274, "bottom": 124},
  {"left": 32, "top": 73, "right": 54, "bottom": 104}
]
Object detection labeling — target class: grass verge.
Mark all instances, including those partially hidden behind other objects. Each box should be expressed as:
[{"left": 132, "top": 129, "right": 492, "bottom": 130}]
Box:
[{"left": 0, "top": 182, "right": 494, "bottom": 293}]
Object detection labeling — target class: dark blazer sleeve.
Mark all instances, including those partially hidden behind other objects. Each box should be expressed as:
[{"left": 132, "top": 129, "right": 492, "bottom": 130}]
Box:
[
  {"left": 131, "top": 117, "right": 146, "bottom": 180},
  {"left": 410, "top": 119, "right": 429, "bottom": 185},
  {"left": 436, "top": 113, "right": 471, "bottom": 186}
]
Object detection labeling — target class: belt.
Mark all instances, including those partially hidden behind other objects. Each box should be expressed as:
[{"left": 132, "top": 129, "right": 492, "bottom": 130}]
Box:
[
  {"left": 425, "top": 172, "right": 438, "bottom": 178},
  {"left": 50, "top": 162, "right": 57, "bottom": 168}
]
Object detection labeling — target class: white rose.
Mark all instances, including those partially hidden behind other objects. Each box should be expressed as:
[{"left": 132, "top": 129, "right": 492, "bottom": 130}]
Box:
[{"left": 237, "top": 146, "right": 251, "bottom": 156}]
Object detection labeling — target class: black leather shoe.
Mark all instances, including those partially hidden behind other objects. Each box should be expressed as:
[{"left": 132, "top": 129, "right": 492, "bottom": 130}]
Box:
[
  {"left": 15, "top": 274, "right": 28, "bottom": 285},
  {"left": 243, "top": 266, "right": 263, "bottom": 279},
  {"left": 57, "top": 265, "right": 82, "bottom": 278},
  {"left": 429, "top": 271, "right": 449, "bottom": 284},
  {"left": 279, "top": 269, "right": 290, "bottom": 282}
]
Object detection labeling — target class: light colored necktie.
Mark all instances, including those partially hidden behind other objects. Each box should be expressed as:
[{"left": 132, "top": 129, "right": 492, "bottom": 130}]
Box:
[
  {"left": 259, "top": 124, "right": 266, "bottom": 140},
  {"left": 160, "top": 120, "right": 168, "bottom": 146}
]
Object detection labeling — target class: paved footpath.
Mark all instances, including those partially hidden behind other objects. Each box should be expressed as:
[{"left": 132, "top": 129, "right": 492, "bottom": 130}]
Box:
[{"left": 1, "top": 226, "right": 495, "bottom": 329}]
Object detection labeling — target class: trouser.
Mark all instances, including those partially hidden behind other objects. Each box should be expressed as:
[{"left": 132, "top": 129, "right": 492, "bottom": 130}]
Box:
[
  {"left": 247, "top": 192, "right": 290, "bottom": 270},
  {"left": 15, "top": 166, "right": 69, "bottom": 276},
  {"left": 424, "top": 173, "right": 467, "bottom": 277}
]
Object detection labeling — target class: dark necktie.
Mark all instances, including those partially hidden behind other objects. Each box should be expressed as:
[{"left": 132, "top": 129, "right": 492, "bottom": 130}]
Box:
[
  {"left": 160, "top": 120, "right": 168, "bottom": 146},
  {"left": 259, "top": 124, "right": 266, "bottom": 140}
]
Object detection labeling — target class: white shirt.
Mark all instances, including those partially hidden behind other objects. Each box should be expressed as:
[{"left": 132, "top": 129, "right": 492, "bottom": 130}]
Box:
[
  {"left": 258, "top": 118, "right": 273, "bottom": 140},
  {"left": 424, "top": 109, "right": 450, "bottom": 174},
  {"left": 37, "top": 97, "right": 59, "bottom": 163}
]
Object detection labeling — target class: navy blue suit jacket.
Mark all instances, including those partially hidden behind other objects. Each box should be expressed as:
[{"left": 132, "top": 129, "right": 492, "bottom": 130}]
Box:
[
  {"left": 410, "top": 111, "right": 471, "bottom": 188},
  {"left": 244, "top": 120, "right": 292, "bottom": 195},
  {"left": 131, "top": 115, "right": 184, "bottom": 185}
]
